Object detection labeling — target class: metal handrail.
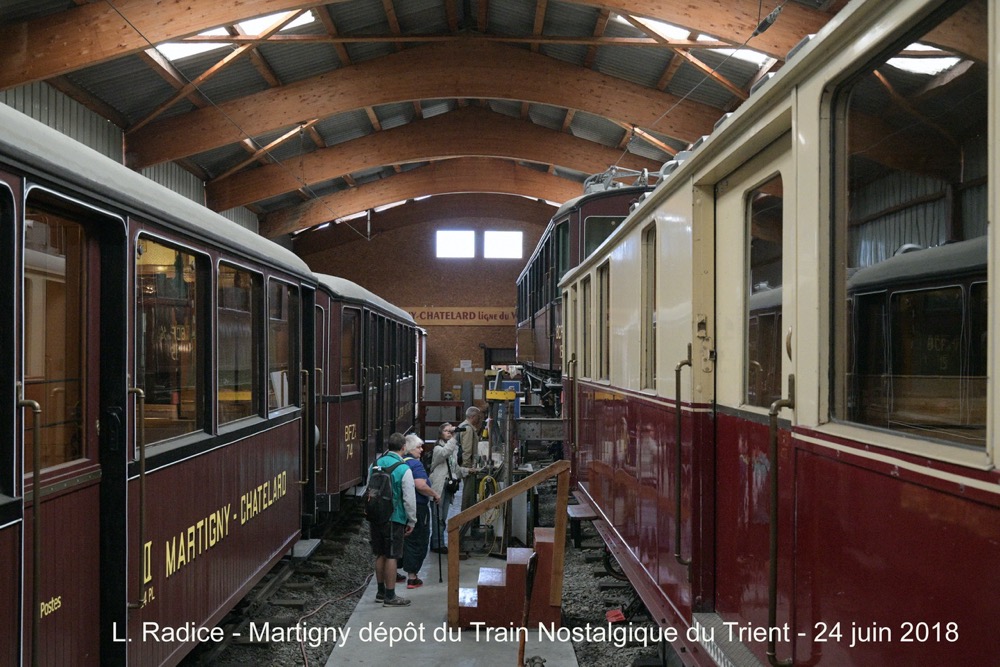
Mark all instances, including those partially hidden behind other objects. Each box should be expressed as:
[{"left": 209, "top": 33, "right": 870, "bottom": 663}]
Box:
[
  {"left": 299, "top": 370, "right": 310, "bottom": 486},
  {"left": 569, "top": 354, "right": 579, "bottom": 455},
  {"left": 314, "top": 368, "right": 324, "bottom": 475},
  {"left": 767, "top": 374, "right": 794, "bottom": 667},
  {"left": 674, "top": 344, "right": 692, "bottom": 566},
  {"left": 127, "top": 386, "right": 146, "bottom": 610},
  {"left": 18, "top": 384, "right": 42, "bottom": 666}
]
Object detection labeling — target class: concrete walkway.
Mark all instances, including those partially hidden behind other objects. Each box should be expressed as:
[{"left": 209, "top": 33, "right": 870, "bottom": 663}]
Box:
[{"left": 323, "top": 551, "right": 579, "bottom": 667}]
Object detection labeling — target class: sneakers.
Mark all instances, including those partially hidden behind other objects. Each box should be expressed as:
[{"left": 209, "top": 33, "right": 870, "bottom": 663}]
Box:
[
  {"left": 374, "top": 591, "right": 385, "bottom": 603},
  {"left": 395, "top": 572, "right": 406, "bottom": 582},
  {"left": 383, "top": 595, "right": 411, "bottom": 607},
  {"left": 406, "top": 578, "right": 423, "bottom": 589}
]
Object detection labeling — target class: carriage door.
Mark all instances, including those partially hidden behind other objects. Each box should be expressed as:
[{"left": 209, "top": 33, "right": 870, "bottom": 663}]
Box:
[
  {"left": 20, "top": 190, "right": 124, "bottom": 665},
  {"left": 707, "top": 135, "right": 797, "bottom": 645},
  {"left": 313, "top": 303, "right": 330, "bottom": 503}
]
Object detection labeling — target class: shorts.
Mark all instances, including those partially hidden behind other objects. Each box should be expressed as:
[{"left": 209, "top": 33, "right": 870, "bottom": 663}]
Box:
[{"left": 370, "top": 520, "right": 406, "bottom": 559}]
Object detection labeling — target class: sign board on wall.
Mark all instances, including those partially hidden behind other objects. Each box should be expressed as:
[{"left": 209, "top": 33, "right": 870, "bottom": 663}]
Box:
[{"left": 404, "top": 307, "right": 516, "bottom": 326}]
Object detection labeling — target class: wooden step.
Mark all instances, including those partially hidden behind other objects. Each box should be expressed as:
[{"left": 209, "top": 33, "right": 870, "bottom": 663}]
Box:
[{"left": 529, "top": 527, "right": 562, "bottom": 626}]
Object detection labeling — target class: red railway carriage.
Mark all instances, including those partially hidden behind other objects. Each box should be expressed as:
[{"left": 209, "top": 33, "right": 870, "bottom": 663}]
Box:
[
  {"left": 313, "top": 275, "right": 424, "bottom": 512},
  {"left": 559, "top": 0, "right": 998, "bottom": 665},
  {"left": 0, "top": 102, "right": 420, "bottom": 665}
]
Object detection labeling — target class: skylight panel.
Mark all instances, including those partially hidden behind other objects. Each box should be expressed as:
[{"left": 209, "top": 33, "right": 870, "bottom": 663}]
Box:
[
  {"left": 887, "top": 42, "right": 961, "bottom": 75},
  {"left": 708, "top": 46, "right": 771, "bottom": 66},
  {"left": 154, "top": 10, "right": 315, "bottom": 62}
]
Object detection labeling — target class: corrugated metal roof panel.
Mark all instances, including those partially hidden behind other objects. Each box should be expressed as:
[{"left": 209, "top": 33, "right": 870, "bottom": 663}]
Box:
[
  {"left": 593, "top": 44, "right": 672, "bottom": 89},
  {"left": 664, "top": 61, "right": 737, "bottom": 108},
  {"left": 316, "top": 109, "right": 376, "bottom": 146},
  {"left": 174, "top": 52, "right": 272, "bottom": 104},
  {"left": 188, "top": 143, "right": 254, "bottom": 179},
  {"left": 569, "top": 111, "right": 624, "bottom": 148},
  {"left": 487, "top": 100, "right": 523, "bottom": 119},
  {"left": 486, "top": 0, "right": 534, "bottom": 35},
  {"left": 421, "top": 99, "right": 459, "bottom": 118},
  {"left": 395, "top": 0, "right": 450, "bottom": 33},
  {"left": 328, "top": 0, "right": 391, "bottom": 33},
  {"left": 66, "top": 54, "right": 197, "bottom": 124},
  {"left": 527, "top": 104, "right": 565, "bottom": 131},
  {"left": 375, "top": 102, "right": 417, "bottom": 130},
  {"left": 546, "top": 1, "right": 602, "bottom": 34},
  {"left": 258, "top": 26, "right": 345, "bottom": 83}
]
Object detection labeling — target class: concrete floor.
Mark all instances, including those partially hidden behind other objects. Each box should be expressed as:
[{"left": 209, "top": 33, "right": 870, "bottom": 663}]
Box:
[{"left": 323, "top": 551, "right": 579, "bottom": 667}]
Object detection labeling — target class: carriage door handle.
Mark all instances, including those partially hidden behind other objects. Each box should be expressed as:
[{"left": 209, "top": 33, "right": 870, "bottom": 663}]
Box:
[
  {"left": 315, "top": 368, "right": 324, "bottom": 475},
  {"left": 127, "top": 386, "right": 147, "bottom": 610},
  {"left": 767, "top": 374, "right": 794, "bottom": 667},
  {"left": 673, "top": 344, "right": 692, "bottom": 566},
  {"left": 18, "top": 384, "right": 43, "bottom": 662}
]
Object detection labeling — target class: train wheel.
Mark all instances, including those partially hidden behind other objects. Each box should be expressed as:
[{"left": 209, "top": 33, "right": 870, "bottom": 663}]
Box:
[{"left": 602, "top": 547, "right": 629, "bottom": 581}]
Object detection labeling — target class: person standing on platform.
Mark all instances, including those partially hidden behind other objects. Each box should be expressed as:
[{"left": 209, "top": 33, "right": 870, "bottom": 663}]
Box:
[
  {"left": 370, "top": 433, "right": 416, "bottom": 607},
  {"left": 457, "top": 406, "right": 484, "bottom": 512},
  {"left": 429, "top": 423, "right": 470, "bottom": 553},
  {"left": 401, "top": 434, "right": 439, "bottom": 589}
]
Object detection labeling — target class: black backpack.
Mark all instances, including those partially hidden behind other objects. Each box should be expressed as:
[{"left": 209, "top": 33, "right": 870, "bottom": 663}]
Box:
[{"left": 365, "top": 457, "right": 405, "bottom": 524}]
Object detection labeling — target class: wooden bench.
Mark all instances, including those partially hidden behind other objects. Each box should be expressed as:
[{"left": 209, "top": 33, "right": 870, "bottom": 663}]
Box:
[{"left": 566, "top": 499, "right": 599, "bottom": 548}]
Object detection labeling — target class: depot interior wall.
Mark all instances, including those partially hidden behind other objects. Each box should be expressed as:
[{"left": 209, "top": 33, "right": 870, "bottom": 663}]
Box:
[{"left": 298, "top": 210, "right": 546, "bottom": 407}]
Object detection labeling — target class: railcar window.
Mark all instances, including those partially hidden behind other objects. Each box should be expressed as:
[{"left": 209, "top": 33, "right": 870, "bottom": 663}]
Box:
[
  {"left": 218, "top": 264, "right": 260, "bottom": 423},
  {"left": 23, "top": 205, "right": 89, "bottom": 469},
  {"left": 833, "top": 0, "right": 987, "bottom": 448},
  {"left": 267, "top": 280, "right": 299, "bottom": 410},
  {"left": 1, "top": 192, "right": 11, "bottom": 492},
  {"left": 745, "top": 176, "right": 783, "bottom": 408},
  {"left": 597, "top": 263, "right": 610, "bottom": 380},
  {"left": 641, "top": 225, "right": 656, "bottom": 390},
  {"left": 136, "top": 237, "right": 205, "bottom": 443},
  {"left": 342, "top": 307, "right": 360, "bottom": 388},
  {"left": 584, "top": 216, "right": 625, "bottom": 258},
  {"left": 556, "top": 222, "right": 569, "bottom": 279}
]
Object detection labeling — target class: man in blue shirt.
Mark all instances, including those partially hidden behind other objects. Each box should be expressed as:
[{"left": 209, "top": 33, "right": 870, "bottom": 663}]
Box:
[{"left": 370, "top": 433, "right": 416, "bottom": 606}]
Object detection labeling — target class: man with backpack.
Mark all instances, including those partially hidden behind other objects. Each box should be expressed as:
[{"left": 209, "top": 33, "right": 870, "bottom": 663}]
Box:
[{"left": 367, "top": 432, "right": 416, "bottom": 607}]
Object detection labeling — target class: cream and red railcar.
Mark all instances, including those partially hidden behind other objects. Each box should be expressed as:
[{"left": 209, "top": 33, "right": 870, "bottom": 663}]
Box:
[
  {"left": 560, "top": 0, "right": 997, "bottom": 664},
  {"left": 0, "top": 102, "right": 420, "bottom": 665}
]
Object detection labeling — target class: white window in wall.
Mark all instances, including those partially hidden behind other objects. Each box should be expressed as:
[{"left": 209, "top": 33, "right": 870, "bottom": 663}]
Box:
[
  {"left": 436, "top": 230, "right": 475, "bottom": 258},
  {"left": 484, "top": 231, "right": 523, "bottom": 259}
]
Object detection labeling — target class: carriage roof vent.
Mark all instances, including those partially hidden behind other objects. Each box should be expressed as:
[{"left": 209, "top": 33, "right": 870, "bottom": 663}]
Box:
[
  {"left": 749, "top": 72, "right": 775, "bottom": 97},
  {"left": 688, "top": 135, "right": 709, "bottom": 152},
  {"left": 713, "top": 113, "right": 733, "bottom": 132},
  {"left": 785, "top": 34, "right": 814, "bottom": 63}
]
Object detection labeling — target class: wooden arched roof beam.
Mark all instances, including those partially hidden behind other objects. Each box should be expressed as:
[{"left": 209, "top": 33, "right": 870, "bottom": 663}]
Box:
[
  {"left": 129, "top": 10, "right": 308, "bottom": 132},
  {"left": 260, "top": 157, "right": 580, "bottom": 238},
  {"left": 0, "top": 0, "right": 334, "bottom": 90},
  {"left": 621, "top": 15, "right": 747, "bottom": 101},
  {"left": 125, "top": 40, "right": 720, "bottom": 169},
  {"left": 294, "top": 193, "right": 556, "bottom": 257},
  {"left": 206, "top": 106, "right": 660, "bottom": 212}
]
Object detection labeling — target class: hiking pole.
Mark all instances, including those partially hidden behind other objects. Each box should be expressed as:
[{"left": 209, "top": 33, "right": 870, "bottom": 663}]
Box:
[{"left": 436, "top": 500, "right": 443, "bottom": 583}]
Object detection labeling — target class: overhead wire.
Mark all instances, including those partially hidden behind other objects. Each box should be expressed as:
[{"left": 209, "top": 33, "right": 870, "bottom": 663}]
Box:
[
  {"left": 615, "top": 0, "right": 790, "bottom": 167},
  {"left": 102, "top": 0, "right": 373, "bottom": 241}
]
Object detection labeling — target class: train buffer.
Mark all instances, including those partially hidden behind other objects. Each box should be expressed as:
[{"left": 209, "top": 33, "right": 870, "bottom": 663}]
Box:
[{"left": 567, "top": 493, "right": 599, "bottom": 549}]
